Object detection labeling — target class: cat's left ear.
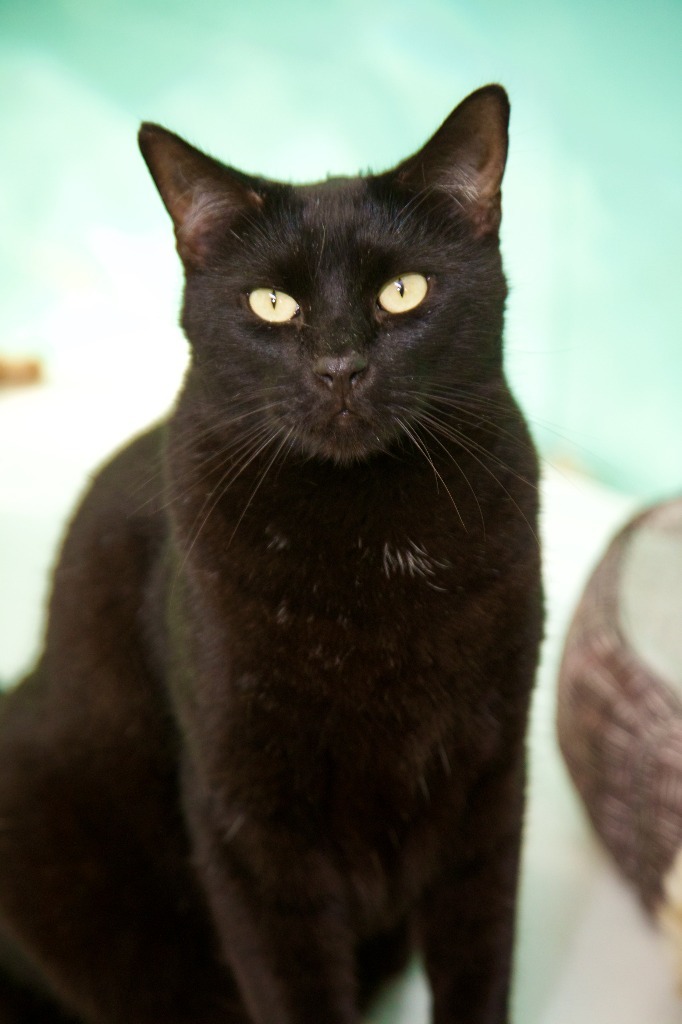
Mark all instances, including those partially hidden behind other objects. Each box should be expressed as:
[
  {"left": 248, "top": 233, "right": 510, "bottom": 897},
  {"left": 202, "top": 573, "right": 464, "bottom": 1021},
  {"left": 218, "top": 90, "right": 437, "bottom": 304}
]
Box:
[
  {"left": 138, "top": 123, "right": 263, "bottom": 267},
  {"left": 394, "top": 85, "right": 510, "bottom": 237}
]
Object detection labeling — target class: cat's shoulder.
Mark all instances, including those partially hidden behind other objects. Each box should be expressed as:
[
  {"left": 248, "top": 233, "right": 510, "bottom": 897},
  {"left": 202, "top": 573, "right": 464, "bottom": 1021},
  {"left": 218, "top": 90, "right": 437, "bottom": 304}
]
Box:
[{"left": 59, "top": 421, "right": 169, "bottom": 563}]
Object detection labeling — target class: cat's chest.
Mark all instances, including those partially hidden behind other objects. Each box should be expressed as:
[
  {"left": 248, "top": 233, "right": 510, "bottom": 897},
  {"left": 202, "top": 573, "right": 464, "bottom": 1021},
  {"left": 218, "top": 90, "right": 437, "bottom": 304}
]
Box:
[
  {"left": 190, "top": 493, "right": 501, "bottom": 698},
  {"left": 226, "top": 523, "right": 469, "bottom": 675},
  {"left": 181, "top": 450, "right": 522, "bottom": 709},
  {"left": 262, "top": 521, "right": 460, "bottom": 601}
]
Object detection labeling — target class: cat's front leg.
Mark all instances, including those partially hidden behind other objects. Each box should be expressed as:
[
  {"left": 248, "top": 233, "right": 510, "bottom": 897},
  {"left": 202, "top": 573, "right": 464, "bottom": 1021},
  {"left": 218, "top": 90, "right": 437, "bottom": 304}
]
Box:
[
  {"left": 185, "top": 781, "right": 361, "bottom": 1024},
  {"left": 418, "top": 750, "right": 527, "bottom": 1024}
]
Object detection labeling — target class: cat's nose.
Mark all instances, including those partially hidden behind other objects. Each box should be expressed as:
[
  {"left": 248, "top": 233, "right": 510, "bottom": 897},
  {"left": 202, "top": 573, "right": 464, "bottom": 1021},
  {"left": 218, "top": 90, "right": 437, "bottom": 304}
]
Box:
[{"left": 313, "top": 352, "right": 368, "bottom": 391}]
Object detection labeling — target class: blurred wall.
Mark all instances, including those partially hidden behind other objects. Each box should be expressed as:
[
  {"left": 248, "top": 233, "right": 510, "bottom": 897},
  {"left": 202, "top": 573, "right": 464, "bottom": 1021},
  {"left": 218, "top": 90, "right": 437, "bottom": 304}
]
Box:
[{"left": 1, "top": 0, "right": 680, "bottom": 497}]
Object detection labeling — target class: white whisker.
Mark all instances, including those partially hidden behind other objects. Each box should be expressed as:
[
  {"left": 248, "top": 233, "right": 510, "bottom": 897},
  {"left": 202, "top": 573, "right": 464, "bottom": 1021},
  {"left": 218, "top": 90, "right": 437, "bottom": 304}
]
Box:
[
  {"left": 396, "top": 417, "right": 466, "bottom": 532},
  {"left": 226, "top": 426, "right": 296, "bottom": 548}
]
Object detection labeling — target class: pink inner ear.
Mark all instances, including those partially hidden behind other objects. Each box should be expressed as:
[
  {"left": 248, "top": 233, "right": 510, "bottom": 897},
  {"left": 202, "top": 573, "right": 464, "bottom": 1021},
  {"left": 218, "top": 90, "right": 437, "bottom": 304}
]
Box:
[
  {"left": 176, "top": 186, "right": 228, "bottom": 264},
  {"left": 470, "top": 192, "right": 502, "bottom": 239},
  {"left": 175, "top": 185, "right": 263, "bottom": 267}
]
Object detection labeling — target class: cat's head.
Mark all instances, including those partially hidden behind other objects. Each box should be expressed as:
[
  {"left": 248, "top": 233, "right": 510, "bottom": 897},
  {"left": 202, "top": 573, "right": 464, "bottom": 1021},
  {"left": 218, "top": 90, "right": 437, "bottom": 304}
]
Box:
[{"left": 139, "top": 85, "right": 510, "bottom": 465}]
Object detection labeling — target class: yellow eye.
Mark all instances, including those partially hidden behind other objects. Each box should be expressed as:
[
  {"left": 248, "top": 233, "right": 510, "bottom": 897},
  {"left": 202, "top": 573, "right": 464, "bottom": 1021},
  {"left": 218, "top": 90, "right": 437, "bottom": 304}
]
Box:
[
  {"left": 377, "top": 273, "right": 429, "bottom": 314},
  {"left": 248, "top": 287, "right": 300, "bottom": 323}
]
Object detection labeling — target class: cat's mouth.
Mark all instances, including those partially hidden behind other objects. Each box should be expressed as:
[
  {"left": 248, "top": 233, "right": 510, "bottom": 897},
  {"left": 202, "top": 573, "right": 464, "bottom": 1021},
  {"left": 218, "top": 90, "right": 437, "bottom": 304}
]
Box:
[
  {"left": 295, "top": 402, "right": 387, "bottom": 464},
  {"left": 332, "top": 406, "right": 356, "bottom": 422}
]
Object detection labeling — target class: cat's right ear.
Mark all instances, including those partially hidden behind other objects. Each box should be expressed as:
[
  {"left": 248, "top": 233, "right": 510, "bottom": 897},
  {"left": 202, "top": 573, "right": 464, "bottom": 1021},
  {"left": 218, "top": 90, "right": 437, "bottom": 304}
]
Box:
[
  {"left": 393, "top": 85, "right": 510, "bottom": 238},
  {"left": 138, "top": 124, "right": 263, "bottom": 268}
]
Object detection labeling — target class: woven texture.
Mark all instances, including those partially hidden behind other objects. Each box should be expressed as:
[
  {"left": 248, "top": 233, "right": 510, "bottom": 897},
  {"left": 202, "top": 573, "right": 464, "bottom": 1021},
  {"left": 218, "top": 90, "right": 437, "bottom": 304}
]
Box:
[{"left": 557, "top": 498, "right": 682, "bottom": 914}]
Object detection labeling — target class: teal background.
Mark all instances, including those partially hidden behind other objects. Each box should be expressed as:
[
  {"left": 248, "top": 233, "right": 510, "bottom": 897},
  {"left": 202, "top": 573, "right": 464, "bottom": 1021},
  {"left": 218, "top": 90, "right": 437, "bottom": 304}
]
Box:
[{"left": 1, "top": 0, "right": 680, "bottom": 495}]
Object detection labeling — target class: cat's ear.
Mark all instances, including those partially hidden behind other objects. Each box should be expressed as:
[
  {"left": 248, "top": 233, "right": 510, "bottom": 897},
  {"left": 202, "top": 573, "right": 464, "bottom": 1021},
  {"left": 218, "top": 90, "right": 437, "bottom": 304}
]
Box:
[
  {"left": 138, "top": 123, "right": 263, "bottom": 267},
  {"left": 394, "top": 85, "right": 509, "bottom": 237}
]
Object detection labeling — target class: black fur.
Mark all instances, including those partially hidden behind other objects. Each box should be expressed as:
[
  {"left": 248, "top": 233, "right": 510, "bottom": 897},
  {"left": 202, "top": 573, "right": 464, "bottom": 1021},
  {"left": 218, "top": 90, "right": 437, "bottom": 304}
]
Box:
[{"left": 0, "top": 85, "right": 542, "bottom": 1023}]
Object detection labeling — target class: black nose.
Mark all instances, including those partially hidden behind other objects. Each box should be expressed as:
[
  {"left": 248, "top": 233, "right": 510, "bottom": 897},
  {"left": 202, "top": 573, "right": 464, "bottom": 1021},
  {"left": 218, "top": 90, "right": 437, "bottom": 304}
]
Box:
[{"left": 313, "top": 352, "right": 368, "bottom": 390}]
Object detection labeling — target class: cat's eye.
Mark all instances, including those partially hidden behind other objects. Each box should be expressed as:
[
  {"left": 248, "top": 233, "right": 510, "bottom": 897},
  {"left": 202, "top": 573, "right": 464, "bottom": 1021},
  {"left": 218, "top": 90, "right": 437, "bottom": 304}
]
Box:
[
  {"left": 377, "top": 273, "right": 429, "bottom": 314},
  {"left": 248, "top": 287, "right": 300, "bottom": 323}
]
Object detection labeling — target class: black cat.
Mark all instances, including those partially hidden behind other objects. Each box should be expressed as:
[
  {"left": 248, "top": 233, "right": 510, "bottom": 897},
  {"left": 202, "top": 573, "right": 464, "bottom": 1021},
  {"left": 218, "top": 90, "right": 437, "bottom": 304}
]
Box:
[{"left": 0, "top": 85, "right": 543, "bottom": 1023}]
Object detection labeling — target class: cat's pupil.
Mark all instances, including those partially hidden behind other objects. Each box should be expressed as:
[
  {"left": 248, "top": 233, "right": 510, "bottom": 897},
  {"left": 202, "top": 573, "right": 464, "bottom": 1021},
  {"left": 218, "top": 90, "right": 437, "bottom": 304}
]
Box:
[{"left": 396, "top": 279, "right": 405, "bottom": 297}]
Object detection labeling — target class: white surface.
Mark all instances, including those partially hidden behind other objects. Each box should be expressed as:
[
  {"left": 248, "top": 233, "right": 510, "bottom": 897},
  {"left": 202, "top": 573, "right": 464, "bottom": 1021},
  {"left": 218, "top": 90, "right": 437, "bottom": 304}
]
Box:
[
  {"left": 621, "top": 510, "right": 682, "bottom": 691},
  {"left": 0, "top": 371, "right": 680, "bottom": 1022}
]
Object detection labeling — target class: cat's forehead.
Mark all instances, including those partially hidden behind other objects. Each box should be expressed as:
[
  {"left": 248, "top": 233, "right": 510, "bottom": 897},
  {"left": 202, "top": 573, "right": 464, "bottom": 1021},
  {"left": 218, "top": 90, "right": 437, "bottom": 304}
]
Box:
[
  {"left": 277, "top": 173, "right": 417, "bottom": 255},
  {"left": 294, "top": 175, "right": 373, "bottom": 224},
  {"left": 238, "top": 173, "right": 403, "bottom": 276},
  {"left": 236, "top": 172, "right": 446, "bottom": 282}
]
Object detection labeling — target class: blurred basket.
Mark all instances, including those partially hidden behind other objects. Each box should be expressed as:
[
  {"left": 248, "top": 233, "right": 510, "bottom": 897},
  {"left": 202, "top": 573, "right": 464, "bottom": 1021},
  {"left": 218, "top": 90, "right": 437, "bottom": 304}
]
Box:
[{"left": 557, "top": 496, "right": 682, "bottom": 982}]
